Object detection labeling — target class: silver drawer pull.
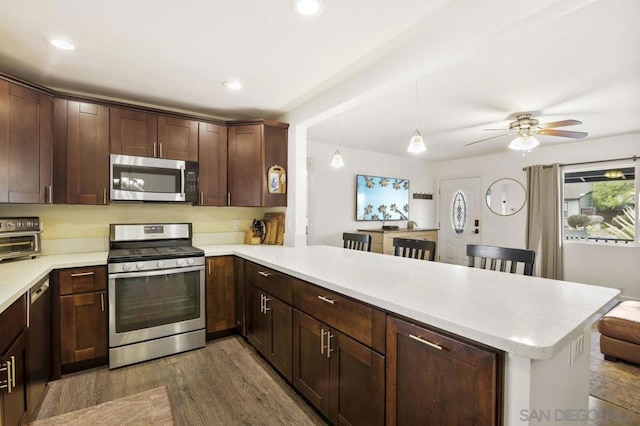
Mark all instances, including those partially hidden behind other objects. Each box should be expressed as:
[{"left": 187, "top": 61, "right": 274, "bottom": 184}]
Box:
[
  {"left": 71, "top": 271, "right": 94, "bottom": 277},
  {"left": 326, "top": 332, "right": 334, "bottom": 358},
  {"left": 258, "top": 271, "right": 272, "bottom": 277},
  {"left": 409, "top": 334, "right": 443, "bottom": 350},
  {"left": 317, "top": 295, "right": 335, "bottom": 305},
  {"left": 264, "top": 297, "right": 272, "bottom": 312}
]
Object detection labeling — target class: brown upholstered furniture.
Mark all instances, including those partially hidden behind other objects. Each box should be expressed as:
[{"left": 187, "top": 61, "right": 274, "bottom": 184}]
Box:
[{"left": 598, "top": 300, "right": 640, "bottom": 365}]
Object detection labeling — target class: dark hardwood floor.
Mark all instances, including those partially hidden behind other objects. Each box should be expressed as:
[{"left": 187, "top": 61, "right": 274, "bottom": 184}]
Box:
[
  {"left": 34, "top": 336, "right": 327, "bottom": 425},
  {"left": 33, "top": 335, "right": 639, "bottom": 425}
]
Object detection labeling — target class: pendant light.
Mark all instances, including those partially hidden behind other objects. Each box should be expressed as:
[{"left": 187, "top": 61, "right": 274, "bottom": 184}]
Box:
[
  {"left": 330, "top": 115, "right": 344, "bottom": 168},
  {"left": 407, "top": 80, "right": 427, "bottom": 153}
]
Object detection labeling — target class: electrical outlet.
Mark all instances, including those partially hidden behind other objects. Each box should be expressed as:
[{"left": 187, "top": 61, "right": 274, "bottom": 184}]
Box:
[{"left": 233, "top": 220, "right": 240, "bottom": 229}]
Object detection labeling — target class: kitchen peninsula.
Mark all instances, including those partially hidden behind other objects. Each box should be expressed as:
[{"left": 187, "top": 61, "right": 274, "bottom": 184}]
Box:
[{"left": 0, "top": 244, "right": 618, "bottom": 425}]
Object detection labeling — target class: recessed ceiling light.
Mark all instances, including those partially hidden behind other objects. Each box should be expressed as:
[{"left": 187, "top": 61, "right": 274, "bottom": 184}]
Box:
[
  {"left": 50, "top": 39, "right": 75, "bottom": 50},
  {"left": 223, "top": 80, "right": 243, "bottom": 90},
  {"left": 291, "top": 0, "right": 324, "bottom": 16}
]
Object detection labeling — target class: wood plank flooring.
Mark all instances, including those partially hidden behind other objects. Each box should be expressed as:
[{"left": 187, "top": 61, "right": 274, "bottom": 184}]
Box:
[
  {"left": 34, "top": 334, "right": 640, "bottom": 425},
  {"left": 34, "top": 336, "right": 327, "bottom": 425}
]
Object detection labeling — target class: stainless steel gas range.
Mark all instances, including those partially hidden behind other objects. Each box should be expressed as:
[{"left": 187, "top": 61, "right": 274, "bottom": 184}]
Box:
[{"left": 107, "top": 223, "right": 205, "bottom": 369}]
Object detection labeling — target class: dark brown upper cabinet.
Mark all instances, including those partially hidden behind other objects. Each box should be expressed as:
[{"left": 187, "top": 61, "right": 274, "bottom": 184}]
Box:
[
  {"left": 53, "top": 100, "right": 110, "bottom": 205},
  {"left": 110, "top": 107, "right": 198, "bottom": 162},
  {"left": 198, "top": 122, "right": 227, "bottom": 206},
  {"left": 0, "top": 79, "right": 52, "bottom": 204},
  {"left": 227, "top": 121, "right": 288, "bottom": 207}
]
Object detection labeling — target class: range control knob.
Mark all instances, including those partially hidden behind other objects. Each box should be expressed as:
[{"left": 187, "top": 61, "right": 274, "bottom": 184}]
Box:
[
  {"left": 177, "top": 259, "right": 186, "bottom": 267},
  {"left": 122, "top": 264, "right": 131, "bottom": 271},
  {"left": 157, "top": 261, "right": 165, "bottom": 268},
  {"left": 187, "top": 258, "right": 195, "bottom": 265},
  {"left": 6, "top": 221, "right": 15, "bottom": 229},
  {"left": 136, "top": 262, "right": 144, "bottom": 270}
]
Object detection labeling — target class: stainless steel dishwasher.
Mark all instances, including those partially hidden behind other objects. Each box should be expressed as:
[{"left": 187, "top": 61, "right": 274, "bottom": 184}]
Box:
[{"left": 27, "top": 276, "right": 50, "bottom": 416}]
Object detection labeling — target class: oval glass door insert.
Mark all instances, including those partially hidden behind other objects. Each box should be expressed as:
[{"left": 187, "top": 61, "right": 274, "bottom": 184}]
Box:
[{"left": 451, "top": 190, "right": 467, "bottom": 235}]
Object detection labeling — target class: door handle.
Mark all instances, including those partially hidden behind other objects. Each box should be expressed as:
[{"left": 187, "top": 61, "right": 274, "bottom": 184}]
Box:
[
  {"left": 100, "top": 293, "right": 105, "bottom": 312},
  {"left": 258, "top": 271, "right": 272, "bottom": 278},
  {"left": 409, "top": 334, "right": 443, "bottom": 350},
  {"left": 326, "top": 332, "right": 334, "bottom": 358},
  {"left": 473, "top": 229, "right": 479, "bottom": 234},
  {"left": 320, "top": 328, "right": 325, "bottom": 355},
  {"left": 71, "top": 271, "right": 94, "bottom": 277}
]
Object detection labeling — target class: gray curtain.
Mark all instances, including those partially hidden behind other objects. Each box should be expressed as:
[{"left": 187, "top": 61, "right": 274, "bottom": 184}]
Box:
[{"left": 526, "top": 164, "right": 563, "bottom": 279}]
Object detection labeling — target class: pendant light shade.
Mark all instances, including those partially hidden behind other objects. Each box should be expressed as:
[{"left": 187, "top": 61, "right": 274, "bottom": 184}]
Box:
[
  {"left": 408, "top": 130, "right": 426, "bottom": 153},
  {"left": 407, "top": 80, "right": 427, "bottom": 153},
  {"left": 508, "top": 133, "right": 540, "bottom": 151},
  {"left": 331, "top": 115, "right": 344, "bottom": 168},
  {"left": 330, "top": 150, "right": 345, "bottom": 167}
]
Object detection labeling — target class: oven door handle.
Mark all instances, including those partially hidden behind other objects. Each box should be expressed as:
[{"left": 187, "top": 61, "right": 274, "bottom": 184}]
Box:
[{"left": 109, "top": 265, "right": 204, "bottom": 279}]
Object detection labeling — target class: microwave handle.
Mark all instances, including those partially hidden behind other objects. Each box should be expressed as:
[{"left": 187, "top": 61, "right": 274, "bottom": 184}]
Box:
[{"left": 180, "top": 164, "right": 186, "bottom": 200}]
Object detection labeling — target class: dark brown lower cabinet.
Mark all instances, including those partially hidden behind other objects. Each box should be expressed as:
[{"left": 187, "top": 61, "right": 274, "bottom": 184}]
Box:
[
  {"left": 292, "top": 310, "right": 384, "bottom": 426},
  {"left": 247, "top": 285, "right": 292, "bottom": 381},
  {"left": 0, "top": 330, "right": 27, "bottom": 426},
  {"left": 59, "top": 292, "right": 107, "bottom": 365},
  {"left": 234, "top": 257, "right": 246, "bottom": 335},
  {"left": 386, "top": 316, "right": 502, "bottom": 426},
  {"left": 205, "top": 256, "right": 235, "bottom": 334}
]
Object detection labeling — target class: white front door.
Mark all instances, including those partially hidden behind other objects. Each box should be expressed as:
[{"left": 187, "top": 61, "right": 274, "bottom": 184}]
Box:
[{"left": 438, "top": 177, "right": 482, "bottom": 265}]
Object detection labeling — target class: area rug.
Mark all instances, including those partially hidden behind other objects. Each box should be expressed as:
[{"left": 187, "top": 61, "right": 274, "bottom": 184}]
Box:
[
  {"left": 30, "top": 386, "right": 176, "bottom": 426},
  {"left": 589, "top": 327, "right": 640, "bottom": 414}
]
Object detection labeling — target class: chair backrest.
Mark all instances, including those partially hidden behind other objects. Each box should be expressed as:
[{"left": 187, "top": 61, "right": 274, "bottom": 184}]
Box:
[
  {"left": 343, "top": 232, "right": 372, "bottom": 252},
  {"left": 392, "top": 238, "right": 436, "bottom": 261},
  {"left": 466, "top": 244, "right": 535, "bottom": 276}
]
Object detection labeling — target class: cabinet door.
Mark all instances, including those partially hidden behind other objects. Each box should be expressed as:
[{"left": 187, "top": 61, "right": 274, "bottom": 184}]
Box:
[
  {"left": 157, "top": 115, "right": 198, "bottom": 161},
  {"left": 109, "top": 108, "right": 157, "bottom": 157},
  {"left": 227, "top": 125, "right": 262, "bottom": 206},
  {"left": 53, "top": 100, "right": 109, "bottom": 204},
  {"left": 247, "top": 285, "right": 269, "bottom": 356},
  {"left": 1, "top": 331, "right": 28, "bottom": 426},
  {"left": 0, "top": 80, "right": 52, "bottom": 204},
  {"left": 263, "top": 124, "right": 288, "bottom": 207},
  {"left": 206, "top": 256, "right": 235, "bottom": 333},
  {"left": 267, "top": 296, "right": 292, "bottom": 382},
  {"left": 330, "top": 332, "right": 384, "bottom": 426},
  {"left": 60, "top": 292, "right": 107, "bottom": 365},
  {"left": 386, "top": 316, "right": 500, "bottom": 426},
  {"left": 292, "top": 310, "right": 331, "bottom": 418},
  {"left": 198, "top": 122, "right": 227, "bottom": 206}
]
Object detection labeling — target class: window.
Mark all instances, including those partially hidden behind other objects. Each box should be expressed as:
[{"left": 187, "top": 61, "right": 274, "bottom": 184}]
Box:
[{"left": 563, "top": 164, "right": 637, "bottom": 245}]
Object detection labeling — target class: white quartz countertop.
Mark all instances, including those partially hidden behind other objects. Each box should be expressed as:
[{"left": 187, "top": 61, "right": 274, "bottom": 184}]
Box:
[{"left": 1, "top": 244, "right": 619, "bottom": 360}]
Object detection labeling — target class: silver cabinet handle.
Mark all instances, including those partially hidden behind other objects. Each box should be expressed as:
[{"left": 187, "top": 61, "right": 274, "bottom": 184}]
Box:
[
  {"left": 409, "top": 334, "right": 443, "bottom": 350},
  {"left": 45, "top": 185, "right": 53, "bottom": 203},
  {"left": 103, "top": 187, "right": 107, "bottom": 205},
  {"left": 260, "top": 294, "right": 265, "bottom": 314},
  {"left": 320, "top": 328, "right": 325, "bottom": 355},
  {"left": 159, "top": 143, "right": 163, "bottom": 158},
  {"left": 0, "top": 359, "right": 10, "bottom": 392},
  {"left": 153, "top": 142, "right": 157, "bottom": 157},
  {"left": 71, "top": 271, "right": 94, "bottom": 277},
  {"left": 326, "top": 332, "right": 334, "bottom": 358},
  {"left": 317, "top": 295, "right": 335, "bottom": 305},
  {"left": 263, "top": 296, "right": 271, "bottom": 312},
  {"left": 227, "top": 192, "right": 231, "bottom": 206},
  {"left": 200, "top": 192, "right": 204, "bottom": 206},
  {"left": 258, "top": 271, "right": 272, "bottom": 278},
  {"left": 100, "top": 293, "right": 105, "bottom": 312}
]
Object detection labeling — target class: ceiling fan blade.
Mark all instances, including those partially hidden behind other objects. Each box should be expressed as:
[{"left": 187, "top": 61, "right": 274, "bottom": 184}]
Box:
[
  {"left": 538, "top": 119, "right": 582, "bottom": 129},
  {"left": 483, "top": 128, "right": 508, "bottom": 131},
  {"left": 465, "top": 132, "right": 514, "bottom": 146},
  {"left": 538, "top": 129, "right": 588, "bottom": 138}
]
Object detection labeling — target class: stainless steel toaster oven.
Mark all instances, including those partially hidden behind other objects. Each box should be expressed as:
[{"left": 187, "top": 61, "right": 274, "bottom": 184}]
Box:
[{"left": 0, "top": 217, "right": 41, "bottom": 261}]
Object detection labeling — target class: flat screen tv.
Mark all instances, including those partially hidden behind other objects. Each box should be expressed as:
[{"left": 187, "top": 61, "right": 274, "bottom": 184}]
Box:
[{"left": 356, "top": 174, "right": 410, "bottom": 221}]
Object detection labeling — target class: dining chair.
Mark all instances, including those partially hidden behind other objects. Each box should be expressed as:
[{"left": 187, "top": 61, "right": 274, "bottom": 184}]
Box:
[
  {"left": 392, "top": 237, "right": 436, "bottom": 261},
  {"left": 342, "top": 232, "right": 372, "bottom": 252},
  {"left": 466, "top": 244, "right": 535, "bottom": 276}
]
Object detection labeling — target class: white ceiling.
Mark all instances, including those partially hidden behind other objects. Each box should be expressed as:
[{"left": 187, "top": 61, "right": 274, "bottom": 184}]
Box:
[{"left": 1, "top": 0, "right": 638, "bottom": 162}]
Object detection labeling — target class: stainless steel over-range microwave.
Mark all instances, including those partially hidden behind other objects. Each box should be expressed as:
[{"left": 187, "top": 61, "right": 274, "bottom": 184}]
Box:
[{"left": 110, "top": 154, "right": 198, "bottom": 203}]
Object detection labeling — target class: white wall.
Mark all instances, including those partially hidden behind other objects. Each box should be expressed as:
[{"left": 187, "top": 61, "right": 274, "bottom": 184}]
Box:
[
  {"left": 432, "top": 133, "right": 640, "bottom": 299},
  {"left": 307, "top": 141, "right": 436, "bottom": 247}
]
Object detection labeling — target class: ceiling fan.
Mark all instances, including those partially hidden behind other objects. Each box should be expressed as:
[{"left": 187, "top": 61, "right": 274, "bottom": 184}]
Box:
[{"left": 466, "top": 113, "right": 588, "bottom": 150}]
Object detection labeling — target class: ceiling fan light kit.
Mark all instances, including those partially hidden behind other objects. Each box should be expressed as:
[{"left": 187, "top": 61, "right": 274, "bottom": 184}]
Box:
[{"left": 508, "top": 134, "right": 540, "bottom": 151}]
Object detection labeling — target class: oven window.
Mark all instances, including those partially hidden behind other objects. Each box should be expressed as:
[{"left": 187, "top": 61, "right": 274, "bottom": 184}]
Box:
[
  {"left": 112, "top": 164, "right": 180, "bottom": 193},
  {"left": 114, "top": 270, "right": 201, "bottom": 333},
  {"left": 0, "top": 235, "right": 37, "bottom": 257}
]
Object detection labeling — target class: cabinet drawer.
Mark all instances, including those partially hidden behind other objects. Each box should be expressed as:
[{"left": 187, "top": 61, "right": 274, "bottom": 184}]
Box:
[
  {"left": 245, "top": 262, "right": 293, "bottom": 305},
  {"left": 0, "top": 294, "right": 27, "bottom": 353},
  {"left": 59, "top": 266, "right": 106, "bottom": 295},
  {"left": 294, "top": 280, "right": 385, "bottom": 353}
]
